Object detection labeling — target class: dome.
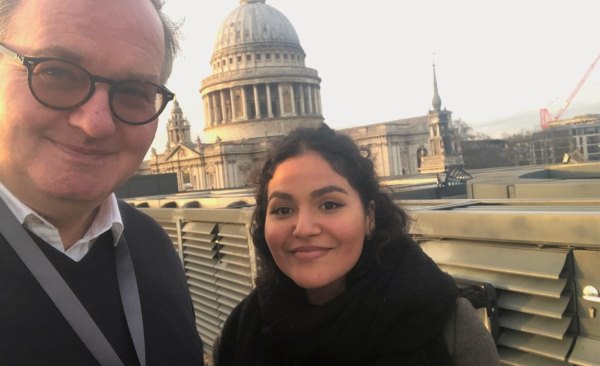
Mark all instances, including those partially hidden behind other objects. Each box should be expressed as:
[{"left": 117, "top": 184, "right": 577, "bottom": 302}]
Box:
[
  {"left": 200, "top": 0, "right": 323, "bottom": 143},
  {"left": 211, "top": 0, "right": 304, "bottom": 62}
]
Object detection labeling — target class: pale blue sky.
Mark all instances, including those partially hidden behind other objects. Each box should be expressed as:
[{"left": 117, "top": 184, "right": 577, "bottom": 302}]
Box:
[{"left": 153, "top": 0, "right": 599, "bottom": 153}]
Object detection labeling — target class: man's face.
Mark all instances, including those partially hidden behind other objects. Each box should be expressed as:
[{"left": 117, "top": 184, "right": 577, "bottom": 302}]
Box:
[{"left": 0, "top": 0, "right": 165, "bottom": 209}]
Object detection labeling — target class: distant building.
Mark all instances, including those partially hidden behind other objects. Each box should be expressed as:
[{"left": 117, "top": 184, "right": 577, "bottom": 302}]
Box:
[
  {"left": 549, "top": 114, "right": 600, "bottom": 161},
  {"left": 458, "top": 114, "right": 600, "bottom": 169},
  {"left": 504, "top": 114, "right": 600, "bottom": 166},
  {"left": 461, "top": 139, "right": 511, "bottom": 169},
  {"left": 143, "top": 0, "right": 463, "bottom": 190}
]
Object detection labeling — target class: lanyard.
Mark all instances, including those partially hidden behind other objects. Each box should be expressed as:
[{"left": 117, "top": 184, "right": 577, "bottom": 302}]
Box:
[{"left": 0, "top": 198, "right": 146, "bottom": 366}]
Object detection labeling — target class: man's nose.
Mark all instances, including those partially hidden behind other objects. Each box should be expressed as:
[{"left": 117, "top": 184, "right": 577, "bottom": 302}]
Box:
[{"left": 67, "top": 86, "right": 116, "bottom": 138}]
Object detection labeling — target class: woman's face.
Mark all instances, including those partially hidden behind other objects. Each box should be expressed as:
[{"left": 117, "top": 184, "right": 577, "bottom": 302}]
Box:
[{"left": 265, "top": 151, "right": 373, "bottom": 305}]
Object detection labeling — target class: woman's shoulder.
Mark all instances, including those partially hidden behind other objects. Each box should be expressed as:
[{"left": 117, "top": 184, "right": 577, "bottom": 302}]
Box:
[{"left": 443, "top": 297, "right": 500, "bottom": 366}]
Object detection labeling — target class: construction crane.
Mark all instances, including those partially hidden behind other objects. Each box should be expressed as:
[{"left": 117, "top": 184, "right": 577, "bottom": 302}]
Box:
[{"left": 540, "top": 54, "right": 600, "bottom": 130}]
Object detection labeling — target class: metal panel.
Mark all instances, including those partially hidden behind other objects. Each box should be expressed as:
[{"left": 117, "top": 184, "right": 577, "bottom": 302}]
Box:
[
  {"left": 498, "top": 292, "right": 570, "bottom": 319},
  {"left": 499, "top": 310, "right": 572, "bottom": 340},
  {"left": 138, "top": 202, "right": 598, "bottom": 363},
  {"left": 498, "top": 347, "right": 572, "bottom": 366},
  {"left": 574, "top": 250, "right": 600, "bottom": 339},
  {"left": 421, "top": 240, "right": 575, "bottom": 365},
  {"left": 498, "top": 330, "right": 574, "bottom": 361},
  {"left": 437, "top": 265, "right": 567, "bottom": 298},
  {"left": 411, "top": 209, "right": 600, "bottom": 248},
  {"left": 568, "top": 337, "right": 600, "bottom": 366},
  {"left": 183, "top": 221, "right": 216, "bottom": 235},
  {"left": 218, "top": 223, "right": 249, "bottom": 239},
  {"left": 421, "top": 241, "right": 567, "bottom": 279}
]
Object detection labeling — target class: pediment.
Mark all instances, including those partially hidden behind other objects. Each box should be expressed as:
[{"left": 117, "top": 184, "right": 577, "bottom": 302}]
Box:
[{"left": 163, "top": 144, "right": 200, "bottom": 162}]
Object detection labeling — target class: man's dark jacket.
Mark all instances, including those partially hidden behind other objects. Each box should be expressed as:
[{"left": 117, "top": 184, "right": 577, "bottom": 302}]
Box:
[{"left": 0, "top": 200, "right": 204, "bottom": 365}]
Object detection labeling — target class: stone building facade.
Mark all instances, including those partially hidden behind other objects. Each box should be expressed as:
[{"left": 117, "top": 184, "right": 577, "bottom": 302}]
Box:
[{"left": 144, "top": 0, "right": 463, "bottom": 190}]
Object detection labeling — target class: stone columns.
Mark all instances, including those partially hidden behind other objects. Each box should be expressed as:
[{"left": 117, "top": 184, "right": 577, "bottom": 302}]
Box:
[
  {"left": 299, "top": 84, "right": 306, "bottom": 116},
  {"left": 266, "top": 84, "right": 273, "bottom": 118},
  {"left": 290, "top": 84, "right": 296, "bottom": 115},
  {"left": 241, "top": 87, "right": 248, "bottom": 120},
  {"left": 253, "top": 84, "right": 261, "bottom": 119},
  {"left": 307, "top": 85, "right": 314, "bottom": 115},
  {"left": 278, "top": 84, "right": 284, "bottom": 115},
  {"left": 230, "top": 88, "right": 237, "bottom": 120},
  {"left": 219, "top": 90, "right": 227, "bottom": 124},
  {"left": 210, "top": 93, "right": 218, "bottom": 125},
  {"left": 314, "top": 87, "right": 321, "bottom": 115}
]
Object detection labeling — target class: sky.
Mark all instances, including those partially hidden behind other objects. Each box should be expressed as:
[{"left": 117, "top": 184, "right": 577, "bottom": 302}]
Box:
[{"left": 152, "top": 0, "right": 600, "bottom": 153}]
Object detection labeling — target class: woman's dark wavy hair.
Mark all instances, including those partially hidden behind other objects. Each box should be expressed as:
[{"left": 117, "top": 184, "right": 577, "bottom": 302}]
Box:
[{"left": 251, "top": 123, "right": 413, "bottom": 287}]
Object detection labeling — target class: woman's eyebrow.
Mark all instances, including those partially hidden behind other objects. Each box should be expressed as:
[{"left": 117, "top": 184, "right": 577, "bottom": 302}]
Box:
[
  {"left": 267, "top": 185, "right": 348, "bottom": 202},
  {"left": 267, "top": 191, "right": 293, "bottom": 203},
  {"left": 311, "top": 185, "right": 348, "bottom": 198}
]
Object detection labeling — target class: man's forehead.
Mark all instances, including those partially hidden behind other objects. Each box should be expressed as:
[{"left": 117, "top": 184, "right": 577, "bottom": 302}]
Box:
[{"left": 6, "top": 0, "right": 165, "bottom": 80}]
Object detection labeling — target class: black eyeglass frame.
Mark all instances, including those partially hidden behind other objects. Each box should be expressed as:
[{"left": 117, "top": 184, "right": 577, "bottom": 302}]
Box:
[{"left": 0, "top": 42, "right": 175, "bottom": 125}]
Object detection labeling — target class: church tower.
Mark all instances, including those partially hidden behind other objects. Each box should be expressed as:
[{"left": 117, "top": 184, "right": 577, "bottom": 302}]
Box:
[
  {"left": 166, "top": 98, "right": 192, "bottom": 149},
  {"left": 428, "top": 63, "right": 453, "bottom": 156},
  {"left": 420, "top": 62, "right": 463, "bottom": 173}
]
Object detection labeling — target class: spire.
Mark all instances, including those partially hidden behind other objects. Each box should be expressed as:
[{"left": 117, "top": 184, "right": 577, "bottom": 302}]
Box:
[
  {"left": 432, "top": 62, "right": 442, "bottom": 112},
  {"left": 240, "top": 0, "right": 265, "bottom": 4},
  {"left": 171, "top": 97, "right": 182, "bottom": 114}
]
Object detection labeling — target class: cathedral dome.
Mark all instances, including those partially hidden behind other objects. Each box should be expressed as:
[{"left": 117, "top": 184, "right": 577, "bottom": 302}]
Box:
[
  {"left": 211, "top": 0, "right": 304, "bottom": 62},
  {"left": 200, "top": 0, "right": 323, "bottom": 143}
]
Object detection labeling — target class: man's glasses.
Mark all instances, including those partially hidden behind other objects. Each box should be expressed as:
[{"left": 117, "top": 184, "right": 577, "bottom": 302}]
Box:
[{"left": 0, "top": 43, "right": 174, "bottom": 125}]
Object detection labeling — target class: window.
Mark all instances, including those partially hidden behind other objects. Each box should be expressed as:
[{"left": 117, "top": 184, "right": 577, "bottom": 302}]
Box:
[
  {"left": 237, "top": 55, "right": 242, "bottom": 62},
  {"left": 275, "top": 53, "right": 280, "bottom": 59},
  {"left": 266, "top": 53, "right": 271, "bottom": 60},
  {"left": 283, "top": 53, "right": 288, "bottom": 59},
  {"left": 256, "top": 53, "right": 262, "bottom": 61},
  {"left": 246, "top": 54, "right": 252, "bottom": 61}
]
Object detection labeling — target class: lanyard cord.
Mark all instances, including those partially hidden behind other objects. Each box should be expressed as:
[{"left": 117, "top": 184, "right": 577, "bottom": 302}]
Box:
[{"left": 0, "top": 198, "right": 146, "bottom": 366}]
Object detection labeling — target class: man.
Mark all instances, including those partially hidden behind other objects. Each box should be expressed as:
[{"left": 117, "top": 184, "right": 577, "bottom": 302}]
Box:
[{"left": 0, "top": 0, "right": 204, "bottom": 364}]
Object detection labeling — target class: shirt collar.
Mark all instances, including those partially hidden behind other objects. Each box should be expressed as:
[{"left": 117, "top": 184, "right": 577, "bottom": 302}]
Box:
[{"left": 0, "top": 181, "right": 124, "bottom": 247}]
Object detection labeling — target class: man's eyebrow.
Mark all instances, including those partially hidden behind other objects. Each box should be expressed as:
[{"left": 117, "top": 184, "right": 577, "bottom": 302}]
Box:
[
  {"left": 311, "top": 185, "right": 348, "bottom": 199},
  {"left": 31, "top": 45, "right": 161, "bottom": 83},
  {"left": 33, "top": 45, "right": 85, "bottom": 64}
]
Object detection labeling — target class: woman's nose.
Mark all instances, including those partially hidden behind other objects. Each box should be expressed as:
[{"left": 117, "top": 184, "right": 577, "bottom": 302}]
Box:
[{"left": 292, "top": 209, "right": 321, "bottom": 238}]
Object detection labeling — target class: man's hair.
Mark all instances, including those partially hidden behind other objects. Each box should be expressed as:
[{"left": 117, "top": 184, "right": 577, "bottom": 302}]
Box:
[
  {"left": 0, "top": 0, "right": 179, "bottom": 82},
  {"left": 250, "top": 123, "right": 413, "bottom": 288}
]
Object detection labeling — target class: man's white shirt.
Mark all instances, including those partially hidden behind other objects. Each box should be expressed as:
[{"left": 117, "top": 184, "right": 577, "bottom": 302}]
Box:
[{"left": 0, "top": 182, "right": 123, "bottom": 262}]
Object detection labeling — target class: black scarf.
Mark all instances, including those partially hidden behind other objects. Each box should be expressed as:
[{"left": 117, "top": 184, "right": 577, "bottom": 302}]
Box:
[{"left": 219, "top": 241, "right": 457, "bottom": 366}]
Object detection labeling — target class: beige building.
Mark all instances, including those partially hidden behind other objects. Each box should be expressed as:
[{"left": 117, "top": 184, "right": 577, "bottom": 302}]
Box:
[{"left": 145, "top": 0, "right": 462, "bottom": 190}]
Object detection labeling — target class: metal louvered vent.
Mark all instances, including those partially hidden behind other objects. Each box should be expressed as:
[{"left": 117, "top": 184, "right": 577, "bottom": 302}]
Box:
[
  {"left": 137, "top": 200, "right": 599, "bottom": 365},
  {"left": 420, "top": 241, "right": 576, "bottom": 365},
  {"left": 408, "top": 200, "right": 600, "bottom": 366},
  {"left": 179, "top": 213, "right": 255, "bottom": 353},
  {"left": 154, "top": 217, "right": 180, "bottom": 253}
]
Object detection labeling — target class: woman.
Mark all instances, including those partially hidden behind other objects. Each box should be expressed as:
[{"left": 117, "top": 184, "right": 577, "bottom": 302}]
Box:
[{"left": 215, "top": 124, "right": 499, "bottom": 366}]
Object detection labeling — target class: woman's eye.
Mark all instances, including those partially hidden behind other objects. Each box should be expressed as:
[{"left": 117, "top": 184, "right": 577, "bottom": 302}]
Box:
[
  {"left": 321, "top": 201, "right": 342, "bottom": 210},
  {"left": 270, "top": 206, "right": 292, "bottom": 216}
]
